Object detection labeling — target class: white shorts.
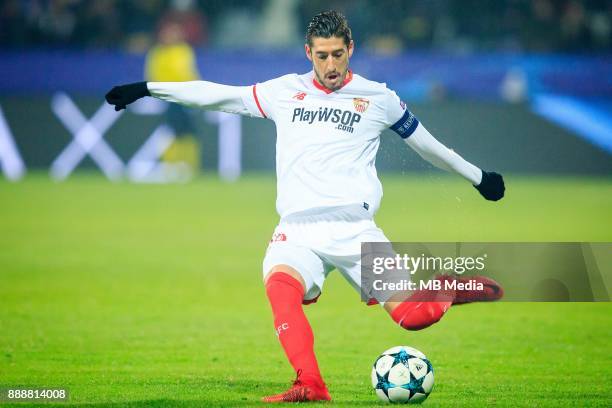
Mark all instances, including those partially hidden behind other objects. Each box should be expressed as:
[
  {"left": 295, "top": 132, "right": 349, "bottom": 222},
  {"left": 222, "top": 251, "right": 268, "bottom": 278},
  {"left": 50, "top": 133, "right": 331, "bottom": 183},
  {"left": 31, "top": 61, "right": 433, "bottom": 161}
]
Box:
[{"left": 262, "top": 206, "right": 391, "bottom": 304}]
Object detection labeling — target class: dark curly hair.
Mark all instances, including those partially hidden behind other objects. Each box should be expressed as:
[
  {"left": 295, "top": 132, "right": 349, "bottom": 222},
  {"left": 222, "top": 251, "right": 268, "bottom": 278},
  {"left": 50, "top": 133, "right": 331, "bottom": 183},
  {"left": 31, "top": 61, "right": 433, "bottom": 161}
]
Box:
[{"left": 306, "top": 10, "right": 352, "bottom": 47}]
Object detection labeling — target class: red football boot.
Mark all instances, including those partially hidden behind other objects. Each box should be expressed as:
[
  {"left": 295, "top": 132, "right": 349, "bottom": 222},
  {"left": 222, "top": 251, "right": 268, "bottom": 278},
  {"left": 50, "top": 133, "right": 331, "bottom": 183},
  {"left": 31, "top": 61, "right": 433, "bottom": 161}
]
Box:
[
  {"left": 262, "top": 370, "right": 331, "bottom": 403},
  {"left": 390, "top": 275, "right": 456, "bottom": 331},
  {"left": 452, "top": 275, "right": 504, "bottom": 305}
]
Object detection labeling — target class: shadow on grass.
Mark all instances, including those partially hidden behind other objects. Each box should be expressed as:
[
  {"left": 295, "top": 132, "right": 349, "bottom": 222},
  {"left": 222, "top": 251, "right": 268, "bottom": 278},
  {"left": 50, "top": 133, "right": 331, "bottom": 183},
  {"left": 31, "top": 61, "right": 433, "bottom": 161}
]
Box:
[
  {"left": 34, "top": 400, "right": 382, "bottom": 407},
  {"left": 20, "top": 378, "right": 381, "bottom": 407}
]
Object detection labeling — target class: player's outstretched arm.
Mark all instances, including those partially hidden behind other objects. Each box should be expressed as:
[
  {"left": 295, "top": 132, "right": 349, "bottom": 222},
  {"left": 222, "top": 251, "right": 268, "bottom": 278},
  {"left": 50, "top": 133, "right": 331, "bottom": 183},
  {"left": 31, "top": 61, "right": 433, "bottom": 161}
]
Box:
[
  {"left": 405, "top": 123, "right": 505, "bottom": 201},
  {"left": 105, "top": 81, "right": 252, "bottom": 116}
]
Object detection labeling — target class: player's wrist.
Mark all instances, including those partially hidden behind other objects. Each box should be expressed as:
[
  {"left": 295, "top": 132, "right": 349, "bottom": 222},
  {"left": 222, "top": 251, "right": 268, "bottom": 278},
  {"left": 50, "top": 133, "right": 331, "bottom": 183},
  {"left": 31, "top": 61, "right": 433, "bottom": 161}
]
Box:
[
  {"left": 123, "top": 81, "right": 150, "bottom": 98},
  {"left": 136, "top": 81, "right": 151, "bottom": 97}
]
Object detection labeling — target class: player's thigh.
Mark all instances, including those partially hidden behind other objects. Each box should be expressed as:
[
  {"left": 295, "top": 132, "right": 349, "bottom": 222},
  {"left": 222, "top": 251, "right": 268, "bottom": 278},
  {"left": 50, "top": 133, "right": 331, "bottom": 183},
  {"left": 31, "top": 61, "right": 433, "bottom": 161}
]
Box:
[
  {"left": 331, "top": 221, "right": 398, "bottom": 302},
  {"left": 263, "top": 242, "right": 328, "bottom": 301}
]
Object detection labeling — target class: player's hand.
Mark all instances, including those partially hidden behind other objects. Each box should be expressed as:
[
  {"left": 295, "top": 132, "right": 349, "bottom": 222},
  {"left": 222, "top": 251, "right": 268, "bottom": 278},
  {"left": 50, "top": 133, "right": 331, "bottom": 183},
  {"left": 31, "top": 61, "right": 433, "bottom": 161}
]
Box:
[
  {"left": 105, "top": 82, "right": 150, "bottom": 111},
  {"left": 474, "top": 170, "right": 505, "bottom": 201}
]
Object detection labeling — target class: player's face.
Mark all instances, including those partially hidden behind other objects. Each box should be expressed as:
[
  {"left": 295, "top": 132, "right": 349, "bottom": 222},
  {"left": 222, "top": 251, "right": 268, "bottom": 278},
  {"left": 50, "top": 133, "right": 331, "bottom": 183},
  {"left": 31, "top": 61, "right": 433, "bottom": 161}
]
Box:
[{"left": 306, "top": 36, "right": 354, "bottom": 91}]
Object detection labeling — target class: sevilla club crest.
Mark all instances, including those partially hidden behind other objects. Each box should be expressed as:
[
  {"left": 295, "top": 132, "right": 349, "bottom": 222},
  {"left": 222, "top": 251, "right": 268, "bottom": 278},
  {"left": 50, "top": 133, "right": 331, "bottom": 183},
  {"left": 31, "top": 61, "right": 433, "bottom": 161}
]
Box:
[{"left": 353, "top": 98, "right": 370, "bottom": 113}]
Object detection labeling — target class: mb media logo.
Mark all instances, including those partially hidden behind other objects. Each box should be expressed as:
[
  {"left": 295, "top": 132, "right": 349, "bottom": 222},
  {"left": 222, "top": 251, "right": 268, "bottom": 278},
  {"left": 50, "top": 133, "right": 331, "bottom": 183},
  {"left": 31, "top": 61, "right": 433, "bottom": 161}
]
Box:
[{"left": 291, "top": 107, "right": 361, "bottom": 133}]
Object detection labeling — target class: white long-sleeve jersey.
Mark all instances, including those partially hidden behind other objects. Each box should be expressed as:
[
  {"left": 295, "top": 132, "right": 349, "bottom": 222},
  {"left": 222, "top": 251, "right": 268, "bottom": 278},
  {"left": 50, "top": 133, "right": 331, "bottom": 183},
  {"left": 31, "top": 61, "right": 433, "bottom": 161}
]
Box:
[{"left": 148, "top": 71, "right": 482, "bottom": 219}]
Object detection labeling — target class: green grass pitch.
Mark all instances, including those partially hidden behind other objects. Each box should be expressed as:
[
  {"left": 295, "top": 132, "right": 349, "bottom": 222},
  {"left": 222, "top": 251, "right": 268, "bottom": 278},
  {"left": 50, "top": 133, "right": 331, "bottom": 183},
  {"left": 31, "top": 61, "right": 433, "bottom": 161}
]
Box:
[{"left": 0, "top": 173, "right": 611, "bottom": 407}]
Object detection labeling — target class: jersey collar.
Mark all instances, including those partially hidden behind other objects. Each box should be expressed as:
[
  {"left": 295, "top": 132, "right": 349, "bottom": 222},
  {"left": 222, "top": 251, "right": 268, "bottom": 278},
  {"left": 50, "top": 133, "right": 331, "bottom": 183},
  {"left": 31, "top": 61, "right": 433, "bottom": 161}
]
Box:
[{"left": 312, "top": 69, "right": 353, "bottom": 94}]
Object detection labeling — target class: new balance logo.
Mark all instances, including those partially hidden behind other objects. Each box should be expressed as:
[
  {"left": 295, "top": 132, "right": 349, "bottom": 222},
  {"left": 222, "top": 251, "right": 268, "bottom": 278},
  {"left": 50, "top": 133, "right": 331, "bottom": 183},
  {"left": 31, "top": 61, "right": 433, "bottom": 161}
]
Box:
[{"left": 293, "top": 92, "right": 307, "bottom": 100}]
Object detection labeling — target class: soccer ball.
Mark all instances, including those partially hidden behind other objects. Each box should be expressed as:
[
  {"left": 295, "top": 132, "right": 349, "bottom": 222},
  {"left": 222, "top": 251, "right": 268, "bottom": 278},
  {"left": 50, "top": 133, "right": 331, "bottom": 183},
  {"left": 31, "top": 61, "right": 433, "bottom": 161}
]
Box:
[{"left": 371, "top": 346, "right": 434, "bottom": 404}]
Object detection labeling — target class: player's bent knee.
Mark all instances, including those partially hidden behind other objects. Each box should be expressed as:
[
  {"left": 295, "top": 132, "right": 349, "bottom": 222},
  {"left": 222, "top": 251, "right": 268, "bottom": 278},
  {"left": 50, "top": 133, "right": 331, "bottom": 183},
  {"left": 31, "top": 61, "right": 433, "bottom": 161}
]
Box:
[
  {"left": 390, "top": 301, "right": 451, "bottom": 331},
  {"left": 264, "top": 265, "right": 306, "bottom": 290},
  {"left": 265, "top": 270, "right": 306, "bottom": 300}
]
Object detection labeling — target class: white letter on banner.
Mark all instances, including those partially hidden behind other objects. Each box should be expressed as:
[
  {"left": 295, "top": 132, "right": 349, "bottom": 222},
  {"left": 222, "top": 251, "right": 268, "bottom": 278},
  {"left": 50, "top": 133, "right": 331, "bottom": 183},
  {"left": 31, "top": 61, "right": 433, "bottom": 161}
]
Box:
[
  {"left": 205, "top": 111, "right": 242, "bottom": 182},
  {"left": 0, "top": 106, "right": 26, "bottom": 181},
  {"left": 50, "top": 93, "right": 124, "bottom": 181}
]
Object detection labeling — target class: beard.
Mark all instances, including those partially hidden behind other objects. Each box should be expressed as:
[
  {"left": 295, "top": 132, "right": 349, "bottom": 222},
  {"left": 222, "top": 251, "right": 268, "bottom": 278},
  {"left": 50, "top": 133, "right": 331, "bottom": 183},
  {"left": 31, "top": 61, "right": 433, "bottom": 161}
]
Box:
[{"left": 315, "top": 67, "right": 347, "bottom": 91}]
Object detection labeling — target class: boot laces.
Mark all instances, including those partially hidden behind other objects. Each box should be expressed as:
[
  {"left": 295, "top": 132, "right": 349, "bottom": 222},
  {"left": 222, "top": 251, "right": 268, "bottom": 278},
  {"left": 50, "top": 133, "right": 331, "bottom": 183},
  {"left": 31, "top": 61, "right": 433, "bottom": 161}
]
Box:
[{"left": 292, "top": 369, "right": 303, "bottom": 386}]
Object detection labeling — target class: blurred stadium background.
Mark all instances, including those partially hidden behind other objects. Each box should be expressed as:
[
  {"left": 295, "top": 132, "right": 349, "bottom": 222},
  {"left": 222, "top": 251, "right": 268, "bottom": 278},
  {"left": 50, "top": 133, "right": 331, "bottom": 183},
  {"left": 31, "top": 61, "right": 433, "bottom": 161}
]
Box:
[
  {"left": 0, "top": 1, "right": 611, "bottom": 406},
  {"left": 0, "top": 0, "right": 610, "bottom": 180}
]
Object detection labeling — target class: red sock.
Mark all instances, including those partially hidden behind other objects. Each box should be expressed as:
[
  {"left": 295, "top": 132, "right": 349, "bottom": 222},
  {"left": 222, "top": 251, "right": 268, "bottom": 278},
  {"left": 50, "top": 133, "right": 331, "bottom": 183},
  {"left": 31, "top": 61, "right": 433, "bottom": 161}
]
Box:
[
  {"left": 391, "top": 301, "right": 452, "bottom": 331},
  {"left": 265, "top": 272, "right": 324, "bottom": 386}
]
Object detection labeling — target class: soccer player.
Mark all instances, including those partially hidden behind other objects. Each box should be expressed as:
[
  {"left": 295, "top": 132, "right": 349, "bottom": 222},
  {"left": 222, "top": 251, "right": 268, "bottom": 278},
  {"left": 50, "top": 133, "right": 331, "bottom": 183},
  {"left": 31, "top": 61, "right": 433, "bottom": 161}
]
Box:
[{"left": 105, "top": 11, "right": 505, "bottom": 403}]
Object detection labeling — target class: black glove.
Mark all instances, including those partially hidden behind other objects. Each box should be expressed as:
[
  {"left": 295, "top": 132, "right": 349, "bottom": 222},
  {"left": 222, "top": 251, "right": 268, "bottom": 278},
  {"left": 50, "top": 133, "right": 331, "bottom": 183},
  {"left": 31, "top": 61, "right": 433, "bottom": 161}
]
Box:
[
  {"left": 105, "top": 82, "right": 150, "bottom": 111},
  {"left": 474, "top": 170, "right": 505, "bottom": 201}
]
